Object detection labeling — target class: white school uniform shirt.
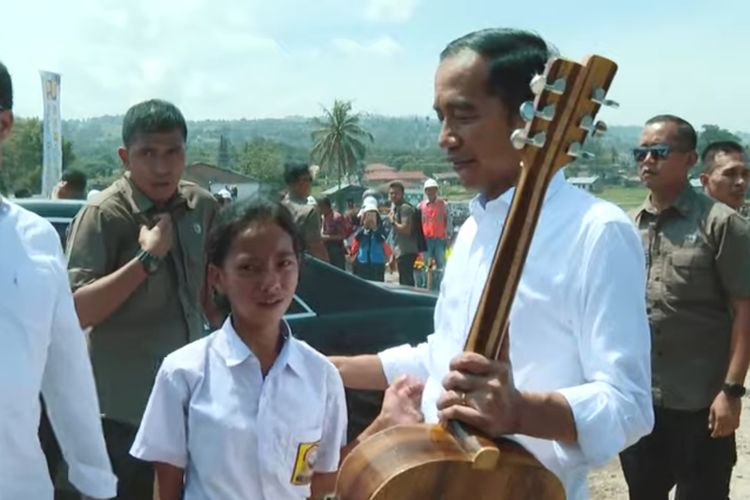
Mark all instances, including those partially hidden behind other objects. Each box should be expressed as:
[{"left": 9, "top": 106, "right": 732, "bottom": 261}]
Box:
[
  {"left": 379, "top": 171, "right": 654, "bottom": 500},
  {"left": 0, "top": 198, "right": 117, "bottom": 500},
  {"left": 130, "top": 316, "right": 348, "bottom": 500}
]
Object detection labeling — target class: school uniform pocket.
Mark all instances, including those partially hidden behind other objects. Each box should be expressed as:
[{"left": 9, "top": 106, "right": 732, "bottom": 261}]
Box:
[{"left": 276, "top": 426, "right": 323, "bottom": 494}]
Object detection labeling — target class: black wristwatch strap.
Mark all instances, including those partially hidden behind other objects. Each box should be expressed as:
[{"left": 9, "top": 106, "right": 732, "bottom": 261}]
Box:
[
  {"left": 136, "top": 248, "right": 161, "bottom": 275},
  {"left": 722, "top": 382, "right": 746, "bottom": 398}
]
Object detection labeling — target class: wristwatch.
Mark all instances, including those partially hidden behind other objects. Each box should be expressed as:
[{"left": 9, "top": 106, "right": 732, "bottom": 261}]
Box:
[
  {"left": 136, "top": 248, "right": 161, "bottom": 275},
  {"left": 722, "top": 382, "right": 746, "bottom": 398}
]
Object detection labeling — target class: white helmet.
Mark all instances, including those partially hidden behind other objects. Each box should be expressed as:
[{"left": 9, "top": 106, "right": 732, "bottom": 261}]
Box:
[{"left": 423, "top": 178, "right": 439, "bottom": 190}]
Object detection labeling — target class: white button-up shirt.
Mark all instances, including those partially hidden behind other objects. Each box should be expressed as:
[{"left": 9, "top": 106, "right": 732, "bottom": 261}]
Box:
[
  {"left": 131, "top": 317, "right": 348, "bottom": 500},
  {"left": 0, "top": 199, "right": 117, "bottom": 500},
  {"left": 379, "top": 171, "right": 654, "bottom": 500}
]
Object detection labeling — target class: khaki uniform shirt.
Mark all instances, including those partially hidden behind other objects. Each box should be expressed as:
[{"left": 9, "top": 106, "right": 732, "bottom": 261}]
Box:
[
  {"left": 66, "top": 174, "right": 218, "bottom": 426},
  {"left": 634, "top": 186, "right": 750, "bottom": 410},
  {"left": 282, "top": 194, "right": 322, "bottom": 252}
]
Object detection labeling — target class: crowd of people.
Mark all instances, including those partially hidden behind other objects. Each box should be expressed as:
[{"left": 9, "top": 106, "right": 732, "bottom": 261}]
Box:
[
  {"left": 1, "top": 25, "right": 750, "bottom": 500},
  {"left": 274, "top": 163, "right": 453, "bottom": 291}
]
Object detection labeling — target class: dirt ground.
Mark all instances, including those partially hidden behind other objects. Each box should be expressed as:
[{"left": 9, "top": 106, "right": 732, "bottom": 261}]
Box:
[{"left": 588, "top": 391, "right": 750, "bottom": 499}]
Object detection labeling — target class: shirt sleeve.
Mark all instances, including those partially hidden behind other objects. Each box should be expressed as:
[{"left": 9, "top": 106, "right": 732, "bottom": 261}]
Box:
[
  {"left": 41, "top": 242, "right": 118, "bottom": 499},
  {"left": 314, "top": 364, "right": 349, "bottom": 473},
  {"left": 715, "top": 211, "right": 750, "bottom": 298},
  {"left": 378, "top": 336, "right": 433, "bottom": 385},
  {"left": 554, "top": 217, "right": 654, "bottom": 469},
  {"left": 129, "top": 358, "right": 190, "bottom": 468},
  {"left": 65, "top": 206, "right": 115, "bottom": 291}
]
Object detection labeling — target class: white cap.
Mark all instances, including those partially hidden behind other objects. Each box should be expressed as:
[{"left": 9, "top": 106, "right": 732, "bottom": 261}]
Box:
[
  {"left": 424, "top": 178, "right": 439, "bottom": 190},
  {"left": 218, "top": 189, "right": 232, "bottom": 199},
  {"left": 86, "top": 189, "right": 101, "bottom": 201}
]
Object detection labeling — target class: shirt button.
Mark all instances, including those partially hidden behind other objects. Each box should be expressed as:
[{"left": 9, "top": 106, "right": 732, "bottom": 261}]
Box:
[
  {"left": 647, "top": 307, "right": 652, "bottom": 314},
  {"left": 654, "top": 277, "right": 661, "bottom": 282}
]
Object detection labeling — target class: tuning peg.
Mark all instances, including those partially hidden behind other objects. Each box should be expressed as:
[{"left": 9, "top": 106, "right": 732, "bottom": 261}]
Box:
[
  {"left": 568, "top": 142, "right": 595, "bottom": 160},
  {"left": 592, "top": 120, "right": 607, "bottom": 137},
  {"left": 579, "top": 116, "right": 608, "bottom": 137},
  {"left": 529, "top": 75, "right": 566, "bottom": 96},
  {"left": 519, "top": 101, "right": 556, "bottom": 122},
  {"left": 591, "top": 88, "right": 619, "bottom": 108},
  {"left": 510, "top": 129, "right": 546, "bottom": 150},
  {"left": 529, "top": 75, "right": 546, "bottom": 95},
  {"left": 519, "top": 101, "right": 535, "bottom": 121}
]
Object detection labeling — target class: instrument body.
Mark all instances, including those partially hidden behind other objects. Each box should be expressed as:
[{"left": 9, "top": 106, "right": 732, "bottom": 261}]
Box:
[{"left": 335, "top": 54, "right": 619, "bottom": 500}]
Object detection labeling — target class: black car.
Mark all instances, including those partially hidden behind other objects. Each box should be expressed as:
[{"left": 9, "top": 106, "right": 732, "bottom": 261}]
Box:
[{"left": 16, "top": 198, "right": 437, "bottom": 439}]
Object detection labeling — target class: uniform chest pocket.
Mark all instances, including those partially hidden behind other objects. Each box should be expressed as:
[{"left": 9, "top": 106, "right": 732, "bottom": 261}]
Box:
[
  {"left": 275, "top": 426, "right": 323, "bottom": 495},
  {"left": 176, "top": 215, "right": 207, "bottom": 286},
  {"left": 3, "top": 263, "right": 57, "bottom": 336},
  {"left": 668, "top": 249, "right": 716, "bottom": 301}
]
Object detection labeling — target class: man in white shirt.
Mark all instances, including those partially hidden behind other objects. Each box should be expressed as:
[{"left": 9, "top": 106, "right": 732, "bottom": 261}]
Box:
[
  {"left": 332, "top": 28, "right": 654, "bottom": 499},
  {"left": 0, "top": 61, "right": 116, "bottom": 500}
]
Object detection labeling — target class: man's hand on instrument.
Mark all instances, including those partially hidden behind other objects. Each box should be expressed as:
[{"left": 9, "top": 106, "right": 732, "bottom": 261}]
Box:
[
  {"left": 375, "top": 374, "right": 425, "bottom": 429},
  {"left": 437, "top": 352, "right": 522, "bottom": 438}
]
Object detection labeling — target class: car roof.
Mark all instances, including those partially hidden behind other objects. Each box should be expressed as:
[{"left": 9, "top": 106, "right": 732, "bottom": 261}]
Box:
[
  {"left": 298, "top": 257, "right": 437, "bottom": 313},
  {"left": 13, "top": 198, "right": 86, "bottom": 219}
]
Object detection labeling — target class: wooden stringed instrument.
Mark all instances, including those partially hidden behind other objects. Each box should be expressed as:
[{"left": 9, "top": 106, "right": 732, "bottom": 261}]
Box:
[{"left": 332, "top": 53, "right": 619, "bottom": 500}]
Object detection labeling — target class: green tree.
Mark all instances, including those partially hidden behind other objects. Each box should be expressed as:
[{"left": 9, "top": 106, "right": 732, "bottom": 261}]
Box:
[
  {"left": 237, "top": 138, "right": 284, "bottom": 186},
  {"left": 311, "top": 100, "right": 373, "bottom": 189},
  {"left": 2, "top": 118, "right": 43, "bottom": 194},
  {"left": 696, "top": 124, "right": 743, "bottom": 157},
  {"left": 62, "top": 139, "right": 76, "bottom": 169},
  {"left": 693, "top": 124, "right": 744, "bottom": 175},
  {"left": 217, "top": 134, "right": 234, "bottom": 169}
]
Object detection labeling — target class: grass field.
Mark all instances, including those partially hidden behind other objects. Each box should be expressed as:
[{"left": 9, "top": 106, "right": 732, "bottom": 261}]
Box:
[
  {"left": 597, "top": 186, "right": 649, "bottom": 210},
  {"left": 315, "top": 182, "right": 650, "bottom": 212}
]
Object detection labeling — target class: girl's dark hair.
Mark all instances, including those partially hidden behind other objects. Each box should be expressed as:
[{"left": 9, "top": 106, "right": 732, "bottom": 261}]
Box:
[{"left": 207, "top": 196, "right": 303, "bottom": 268}]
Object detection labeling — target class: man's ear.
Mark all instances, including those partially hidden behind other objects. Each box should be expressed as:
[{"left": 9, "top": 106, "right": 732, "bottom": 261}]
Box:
[
  {"left": 699, "top": 172, "right": 710, "bottom": 187},
  {"left": 117, "top": 146, "right": 129, "bottom": 169},
  {"left": 687, "top": 150, "right": 699, "bottom": 169},
  {"left": 0, "top": 111, "right": 14, "bottom": 142}
]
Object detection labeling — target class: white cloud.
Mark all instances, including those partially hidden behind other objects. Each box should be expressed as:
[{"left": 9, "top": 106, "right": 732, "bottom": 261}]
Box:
[
  {"left": 364, "top": 0, "right": 419, "bottom": 23},
  {"left": 331, "top": 36, "right": 403, "bottom": 56}
]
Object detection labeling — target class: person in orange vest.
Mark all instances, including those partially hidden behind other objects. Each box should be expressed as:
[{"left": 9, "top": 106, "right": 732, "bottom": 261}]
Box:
[{"left": 418, "top": 178, "right": 449, "bottom": 290}]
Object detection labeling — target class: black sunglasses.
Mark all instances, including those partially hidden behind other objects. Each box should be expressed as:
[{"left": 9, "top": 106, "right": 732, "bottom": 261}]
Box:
[{"left": 632, "top": 144, "right": 671, "bottom": 162}]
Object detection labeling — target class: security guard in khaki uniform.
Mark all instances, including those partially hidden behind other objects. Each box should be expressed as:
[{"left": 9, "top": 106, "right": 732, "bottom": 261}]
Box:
[
  {"left": 621, "top": 114, "right": 750, "bottom": 500},
  {"left": 65, "top": 99, "right": 218, "bottom": 499},
  {"left": 281, "top": 162, "right": 328, "bottom": 262}
]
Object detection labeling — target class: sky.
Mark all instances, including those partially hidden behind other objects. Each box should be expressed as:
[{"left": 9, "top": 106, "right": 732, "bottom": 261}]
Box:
[{"left": 3, "top": 0, "right": 749, "bottom": 131}]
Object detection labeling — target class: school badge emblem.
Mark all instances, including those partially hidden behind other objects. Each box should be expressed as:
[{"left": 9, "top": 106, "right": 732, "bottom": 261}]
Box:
[{"left": 290, "top": 440, "right": 320, "bottom": 485}]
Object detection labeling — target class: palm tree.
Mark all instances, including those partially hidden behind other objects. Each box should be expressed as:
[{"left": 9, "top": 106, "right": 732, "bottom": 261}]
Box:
[{"left": 311, "top": 100, "right": 374, "bottom": 191}]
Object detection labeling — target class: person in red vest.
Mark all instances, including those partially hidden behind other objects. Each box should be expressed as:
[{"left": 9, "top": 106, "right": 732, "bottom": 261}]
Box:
[{"left": 418, "top": 178, "right": 449, "bottom": 290}]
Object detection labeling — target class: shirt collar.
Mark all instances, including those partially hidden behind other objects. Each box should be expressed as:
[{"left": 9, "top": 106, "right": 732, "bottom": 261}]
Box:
[
  {"left": 469, "top": 169, "right": 567, "bottom": 219},
  {"left": 120, "top": 173, "right": 195, "bottom": 216},
  {"left": 285, "top": 193, "right": 309, "bottom": 205},
  {"left": 635, "top": 183, "right": 694, "bottom": 219},
  {"left": 215, "top": 316, "right": 304, "bottom": 375}
]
